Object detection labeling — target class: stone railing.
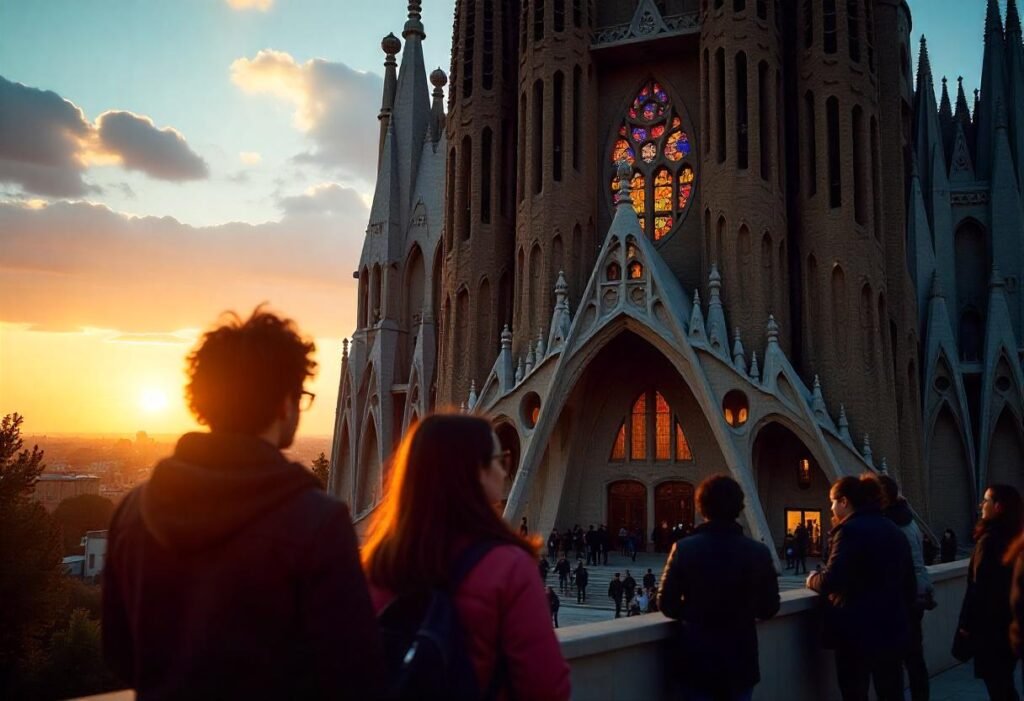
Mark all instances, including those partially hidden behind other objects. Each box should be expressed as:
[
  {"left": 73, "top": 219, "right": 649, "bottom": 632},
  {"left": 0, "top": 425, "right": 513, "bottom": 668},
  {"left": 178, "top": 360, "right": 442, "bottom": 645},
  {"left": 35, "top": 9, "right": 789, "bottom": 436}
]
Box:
[
  {"left": 77, "top": 561, "right": 968, "bottom": 701},
  {"left": 559, "top": 560, "right": 968, "bottom": 700}
]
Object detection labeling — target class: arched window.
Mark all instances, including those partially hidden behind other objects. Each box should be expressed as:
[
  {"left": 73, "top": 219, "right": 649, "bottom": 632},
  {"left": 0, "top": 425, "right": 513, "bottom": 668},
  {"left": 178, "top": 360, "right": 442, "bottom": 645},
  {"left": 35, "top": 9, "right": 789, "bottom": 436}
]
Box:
[
  {"left": 609, "top": 390, "right": 694, "bottom": 462},
  {"left": 532, "top": 80, "right": 544, "bottom": 194},
  {"left": 823, "top": 0, "right": 837, "bottom": 54},
  {"left": 847, "top": 0, "right": 860, "bottom": 63},
  {"left": 736, "top": 52, "right": 749, "bottom": 170},
  {"left": 553, "top": 71, "right": 564, "bottom": 182},
  {"left": 463, "top": 1, "right": 475, "bottom": 98},
  {"left": 608, "top": 79, "right": 696, "bottom": 241},
  {"left": 481, "top": 127, "right": 492, "bottom": 223},
  {"left": 534, "top": 0, "right": 545, "bottom": 41},
  {"left": 482, "top": 0, "right": 494, "bottom": 90},
  {"left": 554, "top": 0, "right": 565, "bottom": 31},
  {"left": 826, "top": 96, "right": 841, "bottom": 208}
]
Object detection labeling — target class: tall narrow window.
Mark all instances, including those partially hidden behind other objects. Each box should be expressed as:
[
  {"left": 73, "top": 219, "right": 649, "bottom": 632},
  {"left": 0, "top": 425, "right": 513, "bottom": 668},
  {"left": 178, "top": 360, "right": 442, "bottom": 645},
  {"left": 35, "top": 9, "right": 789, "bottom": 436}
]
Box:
[
  {"left": 655, "top": 392, "right": 671, "bottom": 460},
  {"left": 481, "top": 127, "right": 492, "bottom": 223},
  {"left": 521, "top": 1, "right": 529, "bottom": 48},
  {"left": 777, "top": 70, "right": 784, "bottom": 190},
  {"left": 463, "top": 1, "right": 475, "bottom": 98},
  {"left": 553, "top": 71, "right": 564, "bottom": 182},
  {"left": 864, "top": 0, "right": 875, "bottom": 71},
  {"left": 447, "top": 148, "right": 456, "bottom": 249},
  {"left": 736, "top": 52, "right": 748, "bottom": 170},
  {"left": 631, "top": 393, "right": 647, "bottom": 460},
  {"left": 716, "top": 49, "right": 726, "bottom": 163},
  {"left": 501, "top": 119, "right": 513, "bottom": 217},
  {"left": 573, "top": 0, "right": 582, "bottom": 27},
  {"left": 518, "top": 96, "right": 526, "bottom": 203},
  {"left": 870, "top": 116, "right": 881, "bottom": 241},
  {"left": 852, "top": 106, "right": 865, "bottom": 225},
  {"left": 757, "top": 0, "right": 767, "bottom": 19},
  {"left": 803, "top": 0, "right": 813, "bottom": 48},
  {"left": 847, "top": 0, "right": 860, "bottom": 63},
  {"left": 823, "top": 0, "right": 837, "bottom": 54},
  {"left": 805, "top": 91, "right": 817, "bottom": 196},
  {"left": 759, "top": 61, "right": 770, "bottom": 180},
  {"left": 826, "top": 96, "right": 841, "bottom": 208},
  {"left": 703, "top": 49, "right": 711, "bottom": 154},
  {"left": 554, "top": 0, "right": 565, "bottom": 31},
  {"left": 675, "top": 420, "right": 693, "bottom": 460},
  {"left": 734, "top": 0, "right": 746, "bottom": 11},
  {"left": 532, "top": 80, "right": 544, "bottom": 194},
  {"left": 460, "top": 136, "right": 472, "bottom": 239},
  {"left": 572, "top": 66, "right": 581, "bottom": 171},
  {"left": 610, "top": 421, "right": 626, "bottom": 460},
  {"left": 534, "top": 0, "right": 545, "bottom": 41},
  {"left": 483, "top": 0, "right": 494, "bottom": 90}
]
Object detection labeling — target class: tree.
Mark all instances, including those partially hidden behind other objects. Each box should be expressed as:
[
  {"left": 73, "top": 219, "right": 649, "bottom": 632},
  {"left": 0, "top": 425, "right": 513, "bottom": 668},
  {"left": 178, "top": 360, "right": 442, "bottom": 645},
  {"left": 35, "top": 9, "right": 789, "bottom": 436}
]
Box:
[
  {"left": 311, "top": 451, "right": 330, "bottom": 487},
  {"left": 0, "top": 414, "right": 66, "bottom": 697},
  {"left": 32, "top": 608, "right": 119, "bottom": 700},
  {"left": 52, "top": 494, "right": 116, "bottom": 555}
]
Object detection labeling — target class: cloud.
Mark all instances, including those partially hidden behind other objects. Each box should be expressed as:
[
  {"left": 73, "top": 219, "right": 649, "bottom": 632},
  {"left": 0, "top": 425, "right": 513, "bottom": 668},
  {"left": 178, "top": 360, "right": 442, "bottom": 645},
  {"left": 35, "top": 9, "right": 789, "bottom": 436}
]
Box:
[
  {"left": 96, "top": 111, "right": 208, "bottom": 180},
  {"left": 239, "top": 151, "right": 262, "bottom": 165},
  {"left": 277, "top": 182, "right": 366, "bottom": 216},
  {"left": 0, "top": 193, "right": 368, "bottom": 337},
  {"left": 226, "top": 0, "right": 273, "bottom": 10},
  {"left": 0, "top": 76, "right": 207, "bottom": 197},
  {"left": 230, "top": 50, "right": 381, "bottom": 176}
]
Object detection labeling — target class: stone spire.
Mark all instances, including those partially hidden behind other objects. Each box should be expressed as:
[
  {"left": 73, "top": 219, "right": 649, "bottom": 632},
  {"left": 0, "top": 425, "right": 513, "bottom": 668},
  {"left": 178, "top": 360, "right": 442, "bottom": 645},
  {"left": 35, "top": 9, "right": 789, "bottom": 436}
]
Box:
[
  {"left": 977, "top": 0, "right": 1009, "bottom": 177},
  {"left": 689, "top": 289, "right": 707, "bottom": 341},
  {"left": 838, "top": 404, "right": 852, "bottom": 444},
  {"left": 468, "top": 379, "right": 478, "bottom": 410},
  {"left": 766, "top": 314, "right": 780, "bottom": 348},
  {"left": 429, "top": 68, "right": 447, "bottom": 145},
  {"left": 1005, "top": 0, "right": 1024, "bottom": 191},
  {"left": 547, "top": 271, "right": 573, "bottom": 352},
  {"left": 614, "top": 159, "right": 635, "bottom": 208},
  {"left": 862, "top": 433, "right": 874, "bottom": 467},
  {"left": 498, "top": 324, "right": 514, "bottom": 391},
  {"left": 939, "top": 76, "right": 955, "bottom": 158},
  {"left": 342, "top": 337, "right": 349, "bottom": 363},
  {"left": 515, "top": 357, "right": 525, "bottom": 384},
  {"left": 525, "top": 342, "right": 536, "bottom": 375},
  {"left": 879, "top": 457, "right": 889, "bottom": 475},
  {"left": 378, "top": 33, "right": 401, "bottom": 171},
  {"left": 749, "top": 351, "right": 760, "bottom": 383},
  {"left": 706, "top": 264, "right": 729, "bottom": 359},
  {"left": 955, "top": 77, "right": 973, "bottom": 135},
  {"left": 389, "top": 0, "right": 430, "bottom": 228},
  {"left": 732, "top": 327, "right": 746, "bottom": 373},
  {"left": 914, "top": 36, "right": 945, "bottom": 195},
  {"left": 811, "top": 375, "right": 827, "bottom": 418},
  {"left": 536, "top": 330, "right": 546, "bottom": 359},
  {"left": 403, "top": 0, "right": 425, "bottom": 39}
]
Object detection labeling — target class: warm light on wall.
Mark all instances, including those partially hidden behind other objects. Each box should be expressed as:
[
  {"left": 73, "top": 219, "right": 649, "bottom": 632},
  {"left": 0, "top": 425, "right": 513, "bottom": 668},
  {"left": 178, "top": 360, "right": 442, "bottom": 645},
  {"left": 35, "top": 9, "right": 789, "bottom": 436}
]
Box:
[
  {"left": 798, "top": 458, "right": 812, "bottom": 489},
  {"left": 722, "top": 390, "right": 749, "bottom": 428}
]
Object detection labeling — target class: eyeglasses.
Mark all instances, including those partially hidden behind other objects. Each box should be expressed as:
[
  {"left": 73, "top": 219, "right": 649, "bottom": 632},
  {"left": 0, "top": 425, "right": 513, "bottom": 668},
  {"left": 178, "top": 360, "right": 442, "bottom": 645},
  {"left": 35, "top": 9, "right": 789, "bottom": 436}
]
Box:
[{"left": 299, "top": 391, "right": 316, "bottom": 411}]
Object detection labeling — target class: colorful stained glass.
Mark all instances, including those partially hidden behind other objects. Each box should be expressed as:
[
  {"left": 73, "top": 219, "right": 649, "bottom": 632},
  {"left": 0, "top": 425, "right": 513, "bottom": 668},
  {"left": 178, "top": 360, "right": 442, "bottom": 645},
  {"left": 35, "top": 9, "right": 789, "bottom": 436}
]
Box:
[
  {"left": 630, "top": 172, "right": 645, "bottom": 215},
  {"left": 641, "top": 142, "right": 657, "bottom": 163},
  {"left": 653, "top": 83, "right": 668, "bottom": 104},
  {"left": 678, "top": 183, "right": 693, "bottom": 210},
  {"left": 654, "top": 169, "right": 672, "bottom": 212},
  {"left": 632, "top": 127, "right": 648, "bottom": 143},
  {"left": 610, "top": 174, "right": 620, "bottom": 193},
  {"left": 607, "top": 262, "right": 622, "bottom": 281},
  {"left": 629, "top": 261, "right": 644, "bottom": 279},
  {"left": 612, "top": 139, "right": 635, "bottom": 166},
  {"left": 619, "top": 124, "right": 627, "bottom": 136},
  {"left": 672, "top": 116, "right": 681, "bottom": 128},
  {"left": 664, "top": 130, "right": 690, "bottom": 161},
  {"left": 631, "top": 393, "right": 647, "bottom": 460},
  {"left": 642, "top": 101, "right": 662, "bottom": 120},
  {"left": 651, "top": 124, "right": 666, "bottom": 139},
  {"left": 680, "top": 165, "right": 695, "bottom": 183},
  {"left": 675, "top": 420, "right": 692, "bottom": 460},
  {"left": 611, "top": 422, "right": 626, "bottom": 460},
  {"left": 654, "top": 216, "right": 673, "bottom": 240},
  {"left": 655, "top": 392, "right": 670, "bottom": 460},
  {"left": 627, "top": 242, "right": 638, "bottom": 259}
]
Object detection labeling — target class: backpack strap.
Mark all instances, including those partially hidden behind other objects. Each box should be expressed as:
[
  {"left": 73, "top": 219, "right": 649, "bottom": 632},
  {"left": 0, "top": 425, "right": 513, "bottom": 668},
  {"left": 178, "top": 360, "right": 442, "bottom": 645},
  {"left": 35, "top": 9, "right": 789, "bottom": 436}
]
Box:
[{"left": 448, "top": 540, "right": 499, "bottom": 591}]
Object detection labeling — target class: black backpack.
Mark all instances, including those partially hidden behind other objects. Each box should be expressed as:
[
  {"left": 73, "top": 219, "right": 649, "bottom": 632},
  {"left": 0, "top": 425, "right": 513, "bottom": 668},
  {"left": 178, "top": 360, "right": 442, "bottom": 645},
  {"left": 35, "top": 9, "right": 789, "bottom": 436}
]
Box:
[{"left": 378, "top": 541, "right": 500, "bottom": 700}]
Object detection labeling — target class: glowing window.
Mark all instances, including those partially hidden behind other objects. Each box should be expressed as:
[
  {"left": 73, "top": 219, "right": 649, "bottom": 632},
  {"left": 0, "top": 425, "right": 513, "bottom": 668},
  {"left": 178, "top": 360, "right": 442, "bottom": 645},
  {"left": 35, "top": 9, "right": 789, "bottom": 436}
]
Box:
[
  {"left": 722, "top": 390, "right": 750, "bottom": 427},
  {"left": 606, "top": 261, "right": 622, "bottom": 281},
  {"left": 609, "top": 80, "right": 696, "bottom": 241},
  {"left": 628, "top": 261, "right": 644, "bottom": 279},
  {"left": 675, "top": 420, "right": 692, "bottom": 460},
  {"left": 610, "top": 422, "right": 626, "bottom": 460},
  {"left": 631, "top": 393, "right": 647, "bottom": 460},
  {"left": 655, "top": 392, "right": 671, "bottom": 460}
]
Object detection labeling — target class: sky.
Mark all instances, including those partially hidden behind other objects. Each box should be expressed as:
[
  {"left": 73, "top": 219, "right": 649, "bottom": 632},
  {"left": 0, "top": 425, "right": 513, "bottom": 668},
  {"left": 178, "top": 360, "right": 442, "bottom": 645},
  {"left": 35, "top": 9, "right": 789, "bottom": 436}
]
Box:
[{"left": 0, "top": 0, "right": 996, "bottom": 438}]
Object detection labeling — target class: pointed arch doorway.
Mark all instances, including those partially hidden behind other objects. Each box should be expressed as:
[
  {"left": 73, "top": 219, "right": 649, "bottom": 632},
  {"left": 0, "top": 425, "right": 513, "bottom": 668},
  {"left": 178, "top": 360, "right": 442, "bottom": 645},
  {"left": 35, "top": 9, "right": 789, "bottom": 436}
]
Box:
[{"left": 607, "top": 480, "right": 646, "bottom": 551}]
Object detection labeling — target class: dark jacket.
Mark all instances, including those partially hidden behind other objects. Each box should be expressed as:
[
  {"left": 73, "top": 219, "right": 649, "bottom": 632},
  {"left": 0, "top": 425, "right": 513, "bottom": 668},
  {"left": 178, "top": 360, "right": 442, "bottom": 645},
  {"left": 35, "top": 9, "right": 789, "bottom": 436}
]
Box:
[
  {"left": 574, "top": 566, "right": 589, "bottom": 587},
  {"left": 1011, "top": 551, "right": 1024, "bottom": 659},
  {"left": 961, "top": 527, "right": 1017, "bottom": 677},
  {"left": 807, "top": 508, "right": 915, "bottom": 659},
  {"left": 608, "top": 578, "right": 623, "bottom": 601},
  {"left": 102, "top": 432, "right": 385, "bottom": 700},
  {"left": 657, "top": 521, "right": 780, "bottom": 693}
]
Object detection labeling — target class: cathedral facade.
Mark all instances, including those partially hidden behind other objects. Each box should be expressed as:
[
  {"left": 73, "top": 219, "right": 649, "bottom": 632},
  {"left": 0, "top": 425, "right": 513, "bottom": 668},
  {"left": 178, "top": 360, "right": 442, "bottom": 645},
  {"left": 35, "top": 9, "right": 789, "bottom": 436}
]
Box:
[{"left": 330, "top": 0, "right": 1024, "bottom": 557}]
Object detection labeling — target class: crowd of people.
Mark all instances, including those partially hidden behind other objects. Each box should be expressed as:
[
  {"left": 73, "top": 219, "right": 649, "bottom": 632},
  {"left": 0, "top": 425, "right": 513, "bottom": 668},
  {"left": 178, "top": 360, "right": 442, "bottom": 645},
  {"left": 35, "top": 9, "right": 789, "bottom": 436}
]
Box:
[{"left": 98, "top": 308, "right": 1024, "bottom": 700}]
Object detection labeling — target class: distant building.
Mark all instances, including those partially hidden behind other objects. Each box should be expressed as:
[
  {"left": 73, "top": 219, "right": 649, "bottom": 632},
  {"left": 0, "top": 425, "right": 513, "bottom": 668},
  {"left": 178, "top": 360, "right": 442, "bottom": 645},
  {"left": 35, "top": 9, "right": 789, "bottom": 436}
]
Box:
[
  {"left": 62, "top": 555, "right": 85, "bottom": 578},
  {"left": 34, "top": 473, "right": 100, "bottom": 512},
  {"left": 82, "top": 530, "right": 107, "bottom": 580}
]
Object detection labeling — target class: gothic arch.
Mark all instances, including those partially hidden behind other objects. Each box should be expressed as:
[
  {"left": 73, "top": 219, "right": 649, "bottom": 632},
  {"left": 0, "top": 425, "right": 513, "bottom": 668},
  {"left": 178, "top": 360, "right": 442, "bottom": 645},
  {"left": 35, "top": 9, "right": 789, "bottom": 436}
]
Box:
[
  {"left": 356, "top": 415, "right": 381, "bottom": 515},
  {"left": 927, "top": 403, "right": 975, "bottom": 540},
  {"left": 987, "top": 405, "right": 1024, "bottom": 494}
]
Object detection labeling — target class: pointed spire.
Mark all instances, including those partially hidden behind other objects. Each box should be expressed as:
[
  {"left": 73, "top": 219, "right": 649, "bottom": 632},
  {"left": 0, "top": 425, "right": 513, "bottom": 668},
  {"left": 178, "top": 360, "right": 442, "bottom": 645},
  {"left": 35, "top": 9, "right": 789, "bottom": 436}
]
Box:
[
  {"left": 940, "top": 77, "right": 954, "bottom": 124},
  {"left": 548, "top": 271, "right": 573, "bottom": 352},
  {"left": 403, "top": 0, "right": 425, "bottom": 39},
  {"left": 342, "top": 337, "right": 350, "bottom": 362},
  {"left": 955, "top": 77, "right": 972, "bottom": 128},
  {"left": 879, "top": 457, "right": 889, "bottom": 475},
  {"left": 862, "top": 433, "right": 874, "bottom": 467},
  {"left": 377, "top": 33, "right": 401, "bottom": 171},
  {"left": 766, "top": 314, "right": 780, "bottom": 347},
  {"left": 749, "top": 351, "right": 761, "bottom": 383},
  {"left": 1010, "top": 0, "right": 1022, "bottom": 39},
  {"left": 812, "top": 375, "right": 827, "bottom": 416},
  {"left": 986, "top": 0, "right": 1005, "bottom": 40},
  {"left": 536, "top": 330, "right": 546, "bottom": 359},
  {"left": 732, "top": 327, "right": 746, "bottom": 373},
  {"left": 689, "top": 289, "right": 707, "bottom": 341},
  {"left": 525, "top": 342, "right": 536, "bottom": 375},
  {"left": 429, "top": 68, "right": 447, "bottom": 144},
  {"left": 614, "top": 159, "right": 634, "bottom": 207},
  {"left": 515, "top": 357, "right": 525, "bottom": 384},
  {"left": 978, "top": 0, "right": 1008, "bottom": 177},
  {"left": 706, "top": 264, "right": 729, "bottom": 357},
  {"left": 838, "top": 404, "right": 852, "bottom": 443},
  {"left": 502, "top": 324, "right": 513, "bottom": 349},
  {"left": 468, "top": 380, "right": 478, "bottom": 410},
  {"left": 498, "top": 324, "right": 514, "bottom": 391},
  {"left": 916, "top": 36, "right": 933, "bottom": 92}
]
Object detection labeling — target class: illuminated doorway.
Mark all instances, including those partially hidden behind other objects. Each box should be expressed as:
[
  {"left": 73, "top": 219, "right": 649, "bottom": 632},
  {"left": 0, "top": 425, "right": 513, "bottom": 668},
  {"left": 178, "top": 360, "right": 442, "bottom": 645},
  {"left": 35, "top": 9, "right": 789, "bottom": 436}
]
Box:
[
  {"left": 785, "top": 508, "right": 824, "bottom": 556},
  {"left": 655, "top": 481, "right": 695, "bottom": 531},
  {"left": 608, "top": 480, "right": 647, "bottom": 550}
]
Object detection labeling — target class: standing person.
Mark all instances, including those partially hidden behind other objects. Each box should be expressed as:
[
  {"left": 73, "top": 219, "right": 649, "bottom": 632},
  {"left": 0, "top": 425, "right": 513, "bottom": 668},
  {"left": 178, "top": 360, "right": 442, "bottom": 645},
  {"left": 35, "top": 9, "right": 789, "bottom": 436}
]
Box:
[
  {"left": 783, "top": 532, "right": 795, "bottom": 570},
  {"left": 598, "top": 525, "right": 610, "bottom": 564},
  {"left": 941, "top": 529, "right": 959, "bottom": 563},
  {"left": 575, "top": 561, "right": 589, "bottom": 604},
  {"left": 608, "top": 573, "right": 625, "bottom": 618},
  {"left": 643, "top": 568, "right": 656, "bottom": 592},
  {"left": 548, "top": 529, "right": 559, "bottom": 560},
  {"left": 806, "top": 476, "right": 915, "bottom": 701},
  {"left": 361, "top": 414, "right": 571, "bottom": 701},
  {"left": 547, "top": 586, "right": 561, "bottom": 629},
  {"left": 561, "top": 529, "right": 573, "bottom": 559},
  {"left": 793, "top": 521, "right": 809, "bottom": 575},
  {"left": 623, "top": 570, "right": 637, "bottom": 605},
  {"left": 555, "top": 555, "right": 571, "bottom": 595},
  {"left": 957, "top": 485, "right": 1023, "bottom": 701},
  {"left": 520, "top": 516, "right": 529, "bottom": 537},
  {"left": 585, "top": 525, "right": 597, "bottom": 566},
  {"left": 619, "top": 525, "right": 629, "bottom": 555},
  {"left": 539, "top": 556, "right": 550, "bottom": 582},
  {"left": 573, "top": 526, "right": 585, "bottom": 562},
  {"left": 658, "top": 474, "right": 780, "bottom": 701},
  {"left": 101, "top": 308, "right": 385, "bottom": 699},
  {"left": 876, "top": 474, "right": 934, "bottom": 701},
  {"left": 923, "top": 535, "right": 938, "bottom": 566}
]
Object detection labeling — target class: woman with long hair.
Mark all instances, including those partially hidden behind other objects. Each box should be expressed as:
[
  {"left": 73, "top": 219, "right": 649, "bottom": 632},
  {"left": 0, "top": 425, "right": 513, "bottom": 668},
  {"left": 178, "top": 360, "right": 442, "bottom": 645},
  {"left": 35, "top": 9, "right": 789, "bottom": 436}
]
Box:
[
  {"left": 362, "top": 413, "right": 570, "bottom": 700},
  {"left": 958, "top": 484, "right": 1024, "bottom": 700}
]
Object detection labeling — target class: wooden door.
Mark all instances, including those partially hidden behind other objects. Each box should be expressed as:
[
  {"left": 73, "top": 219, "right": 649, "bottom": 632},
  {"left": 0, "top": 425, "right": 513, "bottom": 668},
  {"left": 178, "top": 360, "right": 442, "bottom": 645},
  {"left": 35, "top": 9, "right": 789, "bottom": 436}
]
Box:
[
  {"left": 608, "top": 480, "right": 647, "bottom": 549},
  {"left": 655, "top": 481, "right": 695, "bottom": 530}
]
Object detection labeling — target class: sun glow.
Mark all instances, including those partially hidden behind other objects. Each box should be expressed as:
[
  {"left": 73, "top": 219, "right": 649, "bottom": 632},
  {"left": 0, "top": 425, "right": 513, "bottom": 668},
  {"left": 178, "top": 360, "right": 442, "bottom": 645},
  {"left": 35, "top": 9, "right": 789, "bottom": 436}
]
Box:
[{"left": 139, "top": 387, "right": 169, "bottom": 413}]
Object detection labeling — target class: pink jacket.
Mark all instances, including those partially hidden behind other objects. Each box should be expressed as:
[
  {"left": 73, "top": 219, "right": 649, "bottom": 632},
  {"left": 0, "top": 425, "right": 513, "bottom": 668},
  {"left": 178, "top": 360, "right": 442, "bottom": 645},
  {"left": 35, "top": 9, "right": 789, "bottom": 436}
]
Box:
[{"left": 370, "top": 543, "right": 571, "bottom": 701}]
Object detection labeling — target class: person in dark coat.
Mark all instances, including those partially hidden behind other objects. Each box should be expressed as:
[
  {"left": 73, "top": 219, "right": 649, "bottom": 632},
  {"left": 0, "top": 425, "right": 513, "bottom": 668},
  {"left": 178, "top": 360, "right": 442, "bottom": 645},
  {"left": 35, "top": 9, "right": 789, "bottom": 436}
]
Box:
[
  {"left": 598, "top": 525, "right": 609, "bottom": 564},
  {"left": 643, "top": 568, "right": 656, "bottom": 591},
  {"left": 793, "top": 521, "right": 809, "bottom": 575},
  {"left": 585, "top": 525, "right": 597, "bottom": 566},
  {"left": 941, "top": 528, "right": 959, "bottom": 563},
  {"left": 623, "top": 570, "right": 637, "bottom": 604},
  {"left": 806, "top": 476, "right": 916, "bottom": 701},
  {"left": 548, "top": 529, "right": 560, "bottom": 559},
  {"left": 608, "top": 573, "right": 625, "bottom": 618},
  {"left": 574, "top": 561, "right": 589, "bottom": 603},
  {"left": 555, "top": 555, "right": 571, "bottom": 594},
  {"left": 539, "top": 556, "right": 551, "bottom": 581},
  {"left": 101, "top": 309, "right": 385, "bottom": 700},
  {"left": 547, "top": 586, "right": 561, "bottom": 629},
  {"left": 658, "top": 474, "right": 780, "bottom": 700},
  {"left": 958, "top": 484, "right": 1023, "bottom": 700}
]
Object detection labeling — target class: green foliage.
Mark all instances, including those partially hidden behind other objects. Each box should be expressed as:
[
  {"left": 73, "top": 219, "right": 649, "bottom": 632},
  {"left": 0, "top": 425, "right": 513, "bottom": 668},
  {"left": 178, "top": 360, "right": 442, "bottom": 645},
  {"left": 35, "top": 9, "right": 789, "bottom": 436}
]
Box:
[
  {"left": 311, "top": 451, "right": 330, "bottom": 487},
  {"left": 0, "top": 413, "right": 45, "bottom": 506},
  {"left": 52, "top": 494, "right": 116, "bottom": 555},
  {"left": 31, "top": 609, "right": 120, "bottom": 700}
]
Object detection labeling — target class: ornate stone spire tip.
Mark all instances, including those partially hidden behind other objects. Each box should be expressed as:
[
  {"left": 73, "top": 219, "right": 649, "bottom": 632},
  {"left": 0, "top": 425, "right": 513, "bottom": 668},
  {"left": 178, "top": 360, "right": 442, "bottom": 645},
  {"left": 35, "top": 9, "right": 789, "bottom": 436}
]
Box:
[{"left": 381, "top": 32, "right": 401, "bottom": 55}]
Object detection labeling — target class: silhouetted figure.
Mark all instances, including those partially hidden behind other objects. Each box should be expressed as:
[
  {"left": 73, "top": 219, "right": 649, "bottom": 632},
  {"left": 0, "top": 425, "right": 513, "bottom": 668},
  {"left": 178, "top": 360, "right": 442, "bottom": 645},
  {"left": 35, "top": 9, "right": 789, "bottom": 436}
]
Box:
[
  {"left": 598, "top": 525, "right": 609, "bottom": 564},
  {"left": 659, "top": 474, "right": 780, "bottom": 701},
  {"left": 586, "top": 525, "right": 597, "bottom": 566},
  {"left": 793, "top": 522, "right": 809, "bottom": 575},
  {"left": 643, "top": 568, "right": 655, "bottom": 591},
  {"left": 548, "top": 529, "right": 559, "bottom": 559},
  {"left": 555, "top": 556, "right": 571, "bottom": 595},
  {"left": 539, "top": 556, "right": 550, "bottom": 582},
  {"left": 623, "top": 570, "right": 637, "bottom": 603},
  {"left": 102, "top": 308, "right": 385, "bottom": 700},
  {"left": 548, "top": 587, "right": 561, "bottom": 629},
  {"left": 520, "top": 516, "right": 529, "bottom": 536},
  {"left": 608, "top": 573, "right": 624, "bottom": 618},
  {"left": 941, "top": 529, "right": 958, "bottom": 563},
  {"left": 575, "top": 562, "right": 589, "bottom": 604},
  {"left": 806, "top": 476, "right": 915, "bottom": 701},
  {"left": 958, "top": 485, "right": 1023, "bottom": 701}
]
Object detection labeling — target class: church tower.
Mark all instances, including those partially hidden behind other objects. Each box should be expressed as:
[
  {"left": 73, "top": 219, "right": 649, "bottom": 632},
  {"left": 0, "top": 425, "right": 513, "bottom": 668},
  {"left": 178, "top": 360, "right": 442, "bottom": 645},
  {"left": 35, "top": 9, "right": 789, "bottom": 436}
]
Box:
[{"left": 438, "top": 0, "right": 521, "bottom": 405}]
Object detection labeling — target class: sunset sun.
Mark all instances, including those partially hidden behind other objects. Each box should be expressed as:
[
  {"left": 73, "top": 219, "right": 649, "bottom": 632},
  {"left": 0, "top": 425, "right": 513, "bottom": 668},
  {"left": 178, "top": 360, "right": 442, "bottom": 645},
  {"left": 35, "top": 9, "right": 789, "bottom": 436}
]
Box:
[{"left": 139, "top": 387, "right": 169, "bottom": 413}]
